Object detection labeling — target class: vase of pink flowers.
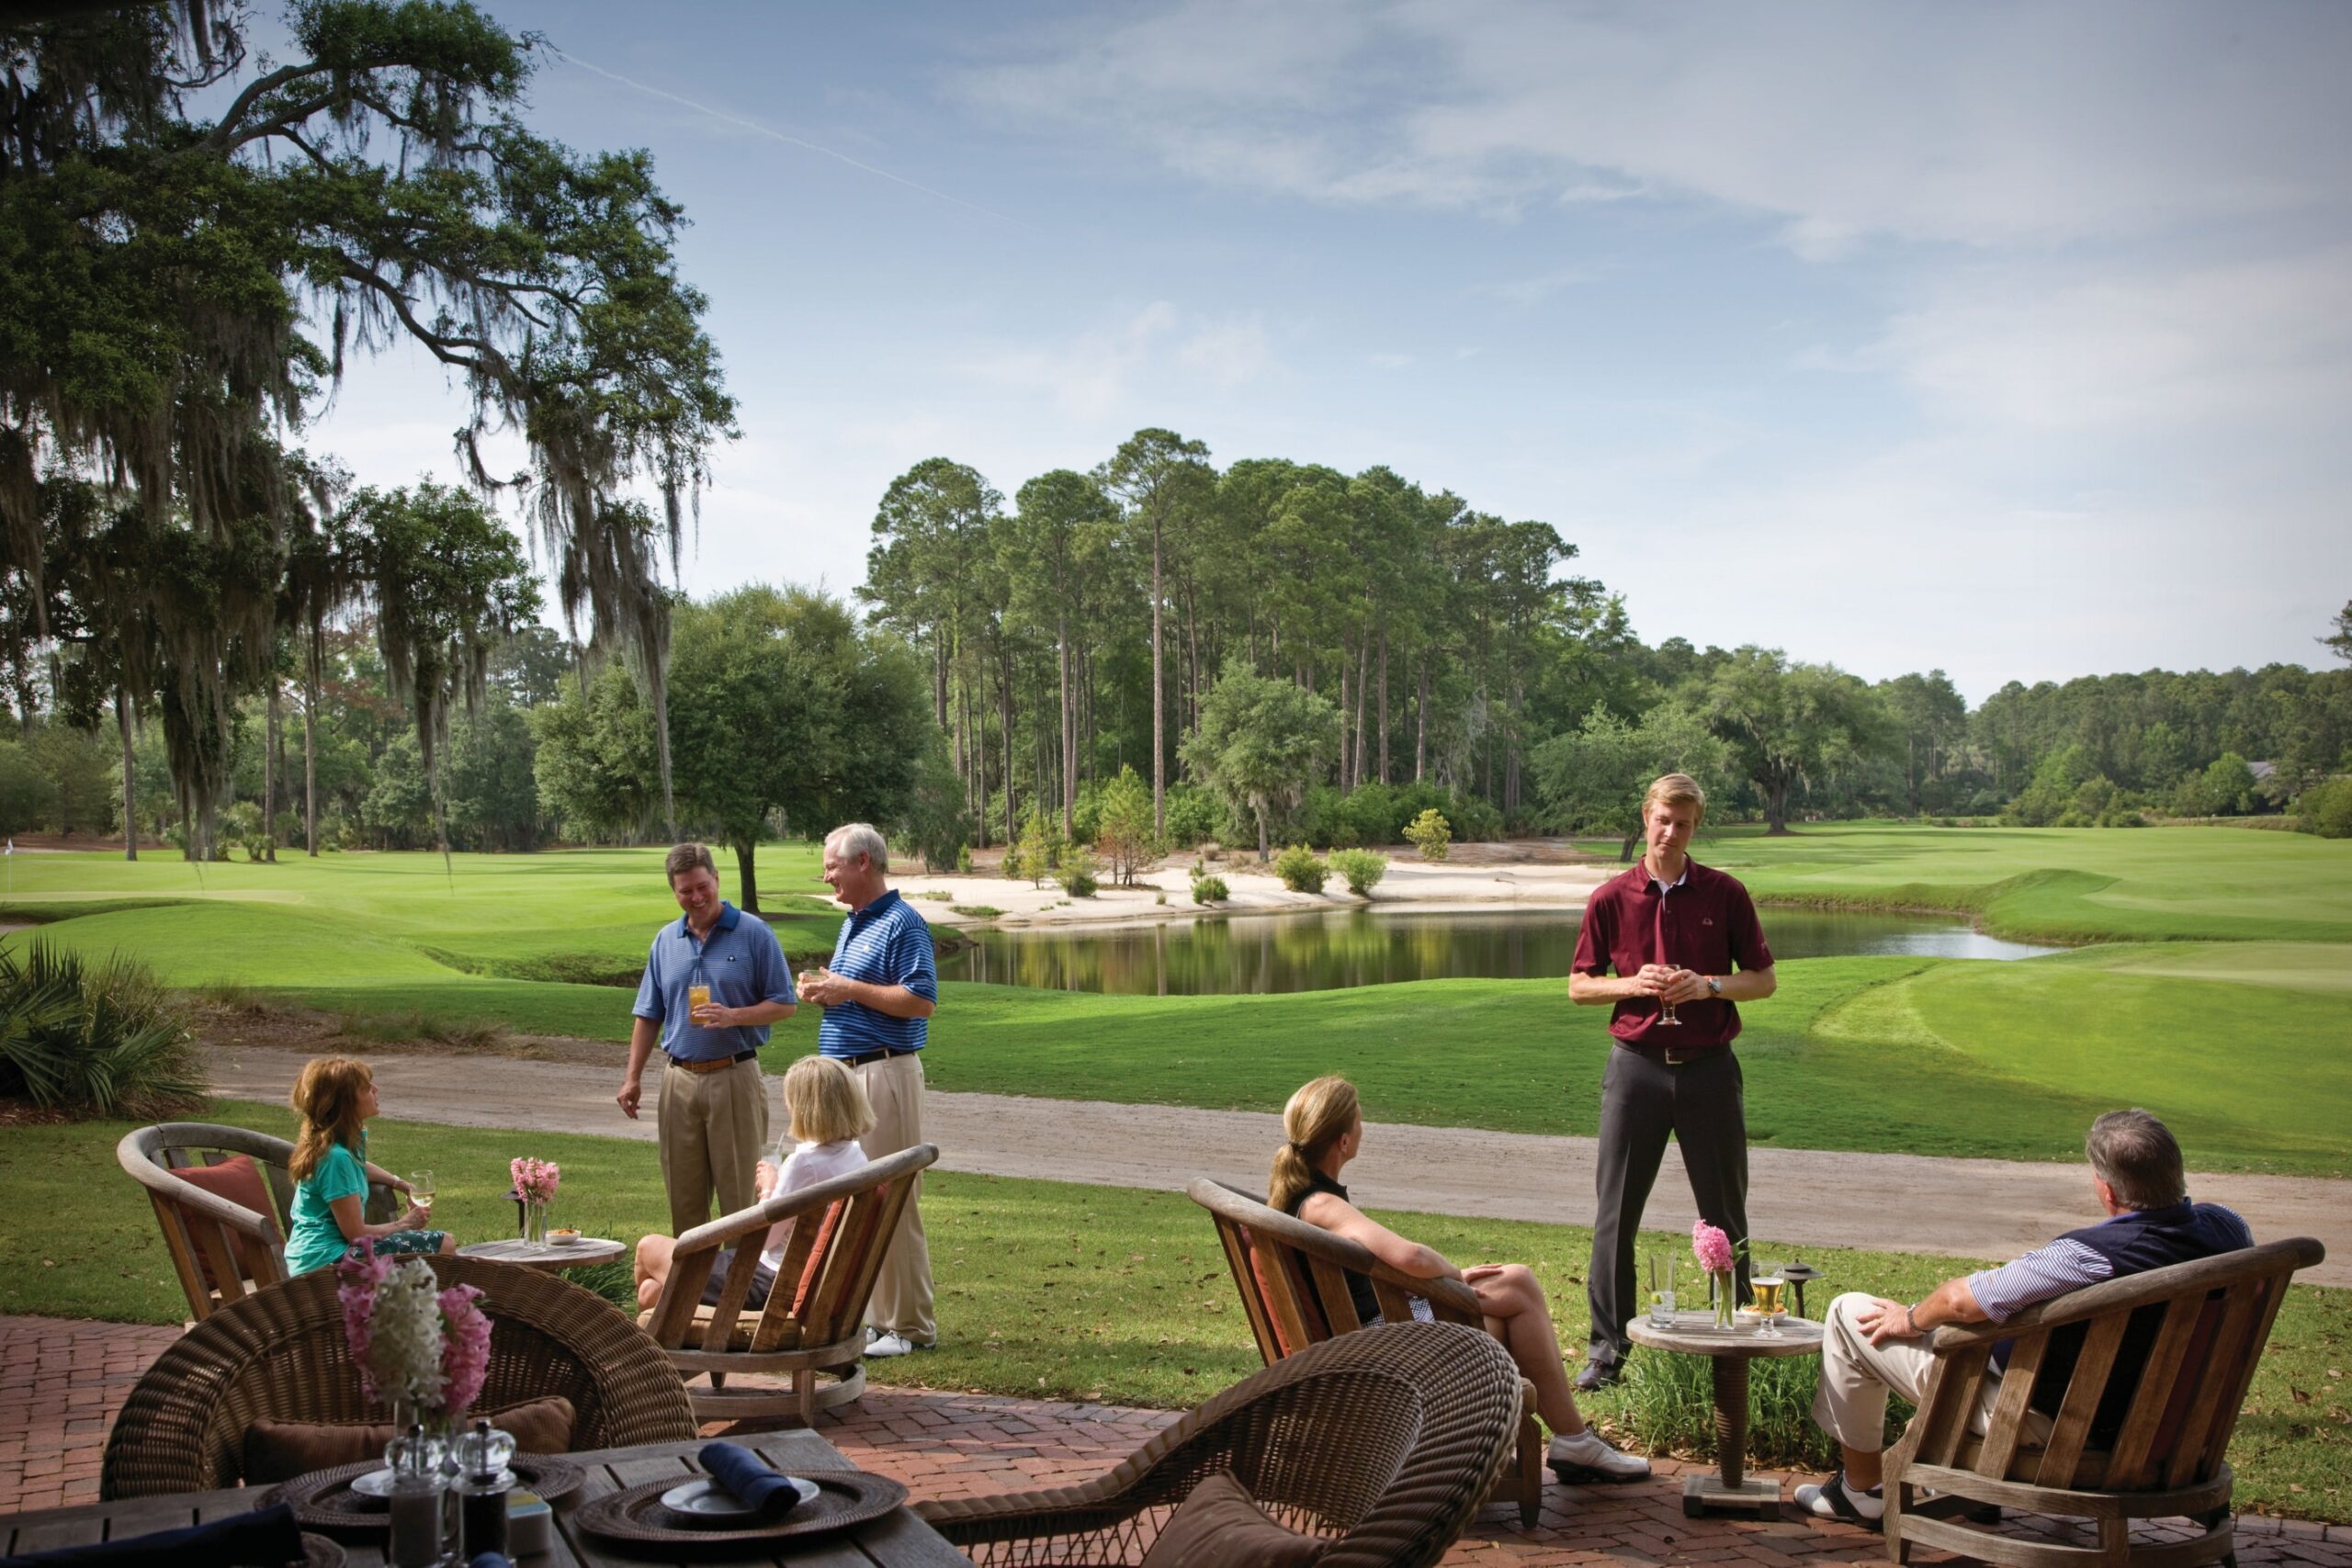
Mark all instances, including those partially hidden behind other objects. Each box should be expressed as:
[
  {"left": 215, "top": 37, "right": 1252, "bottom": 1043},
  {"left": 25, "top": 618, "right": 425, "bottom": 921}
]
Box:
[
  {"left": 1692, "top": 1220, "right": 1740, "bottom": 1329},
  {"left": 510, "top": 1156, "right": 560, "bottom": 1246}
]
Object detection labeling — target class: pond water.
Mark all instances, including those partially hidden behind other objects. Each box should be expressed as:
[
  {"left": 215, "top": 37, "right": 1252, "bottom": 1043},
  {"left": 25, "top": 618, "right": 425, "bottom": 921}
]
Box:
[{"left": 937, "top": 908, "right": 2063, "bottom": 996}]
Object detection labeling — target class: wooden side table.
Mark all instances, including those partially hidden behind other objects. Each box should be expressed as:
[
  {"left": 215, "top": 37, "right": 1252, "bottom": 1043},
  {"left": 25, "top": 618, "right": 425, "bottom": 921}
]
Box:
[
  {"left": 1626, "top": 1310, "right": 1825, "bottom": 1517},
  {"left": 458, "top": 1235, "right": 628, "bottom": 1271}
]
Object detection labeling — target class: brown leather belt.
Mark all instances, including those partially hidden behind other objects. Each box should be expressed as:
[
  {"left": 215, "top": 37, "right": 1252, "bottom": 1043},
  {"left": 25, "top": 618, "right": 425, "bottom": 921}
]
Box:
[{"left": 666, "top": 1050, "right": 756, "bottom": 1075}]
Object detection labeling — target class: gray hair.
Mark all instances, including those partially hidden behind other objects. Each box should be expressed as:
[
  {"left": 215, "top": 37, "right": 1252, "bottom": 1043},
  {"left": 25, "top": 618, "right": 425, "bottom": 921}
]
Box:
[
  {"left": 2085, "top": 1110, "right": 2187, "bottom": 1211},
  {"left": 824, "top": 822, "right": 888, "bottom": 873}
]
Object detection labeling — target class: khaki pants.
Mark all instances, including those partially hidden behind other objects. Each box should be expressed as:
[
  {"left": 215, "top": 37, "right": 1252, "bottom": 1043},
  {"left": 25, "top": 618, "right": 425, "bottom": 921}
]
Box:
[
  {"left": 1812, "top": 1292, "right": 2052, "bottom": 1454},
  {"left": 656, "top": 1057, "right": 771, "bottom": 1238},
  {"left": 850, "top": 1052, "right": 933, "bottom": 1343}
]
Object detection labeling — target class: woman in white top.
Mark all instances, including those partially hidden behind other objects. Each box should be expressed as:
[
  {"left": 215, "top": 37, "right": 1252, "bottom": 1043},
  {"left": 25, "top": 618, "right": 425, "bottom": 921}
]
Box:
[{"left": 634, "top": 1055, "right": 873, "bottom": 1310}]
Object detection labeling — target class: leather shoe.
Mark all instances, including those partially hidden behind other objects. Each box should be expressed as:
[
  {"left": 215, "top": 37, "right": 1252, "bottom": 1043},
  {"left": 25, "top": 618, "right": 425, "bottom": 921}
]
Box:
[{"left": 1573, "top": 1360, "right": 1623, "bottom": 1392}]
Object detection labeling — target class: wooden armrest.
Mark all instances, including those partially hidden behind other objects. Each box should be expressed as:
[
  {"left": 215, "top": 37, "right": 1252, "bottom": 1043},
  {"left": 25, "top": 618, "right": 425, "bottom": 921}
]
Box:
[{"left": 1925, "top": 1236, "right": 2324, "bottom": 1354}]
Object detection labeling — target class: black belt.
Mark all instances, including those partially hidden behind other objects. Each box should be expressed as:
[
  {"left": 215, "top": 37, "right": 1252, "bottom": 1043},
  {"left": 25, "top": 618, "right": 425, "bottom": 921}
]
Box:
[
  {"left": 839, "top": 1046, "right": 918, "bottom": 1067},
  {"left": 666, "top": 1049, "right": 758, "bottom": 1074},
  {"left": 1618, "top": 1038, "right": 1724, "bottom": 1067}
]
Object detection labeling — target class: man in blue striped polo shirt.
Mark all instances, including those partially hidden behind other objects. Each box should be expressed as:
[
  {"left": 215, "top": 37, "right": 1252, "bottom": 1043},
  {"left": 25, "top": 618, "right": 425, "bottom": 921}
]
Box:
[
  {"left": 620, "top": 843, "right": 798, "bottom": 1236},
  {"left": 799, "top": 822, "right": 938, "bottom": 1357}
]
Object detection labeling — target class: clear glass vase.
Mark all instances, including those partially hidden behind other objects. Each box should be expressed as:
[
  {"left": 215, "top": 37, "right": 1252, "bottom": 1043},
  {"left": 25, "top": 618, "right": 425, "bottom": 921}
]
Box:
[
  {"left": 1712, "top": 1269, "right": 1737, "bottom": 1329},
  {"left": 523, "top": 1199, "right": 550, "bottom": 1247}
]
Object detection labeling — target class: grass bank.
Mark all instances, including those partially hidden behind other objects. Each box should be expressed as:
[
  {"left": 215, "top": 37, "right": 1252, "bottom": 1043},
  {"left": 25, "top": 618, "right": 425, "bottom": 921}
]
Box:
[
  {"left": 3, "top": 1100, "right": 2342, "bottom": 1519},
  {"left": 1699, "top": 822, "right": 2352, "bottom": 944}
]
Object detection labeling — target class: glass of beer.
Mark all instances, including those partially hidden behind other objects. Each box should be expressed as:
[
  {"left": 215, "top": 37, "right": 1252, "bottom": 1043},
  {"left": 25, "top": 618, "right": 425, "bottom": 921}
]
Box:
[{"left": 1750, "top": 1267, "right": 1786, "bottom": 1337}]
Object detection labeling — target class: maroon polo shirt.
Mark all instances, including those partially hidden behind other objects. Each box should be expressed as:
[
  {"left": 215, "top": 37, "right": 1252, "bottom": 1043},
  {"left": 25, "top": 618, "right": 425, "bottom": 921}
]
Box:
[{"left": 1571, "top": 858, "right": 1775, "bottom": 1049}]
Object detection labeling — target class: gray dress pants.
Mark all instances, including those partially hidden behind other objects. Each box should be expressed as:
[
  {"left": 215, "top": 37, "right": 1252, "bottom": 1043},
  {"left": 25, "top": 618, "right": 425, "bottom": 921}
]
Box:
[{"left": 1587, "top": 1043, "right": 1750, "bottom": 1371}]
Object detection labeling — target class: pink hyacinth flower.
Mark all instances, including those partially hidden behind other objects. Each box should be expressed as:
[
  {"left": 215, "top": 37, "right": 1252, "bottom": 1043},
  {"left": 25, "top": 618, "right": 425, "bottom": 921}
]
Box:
[{"left": 1691, "top": 1220, "right": 1736, "bottom": 1274}]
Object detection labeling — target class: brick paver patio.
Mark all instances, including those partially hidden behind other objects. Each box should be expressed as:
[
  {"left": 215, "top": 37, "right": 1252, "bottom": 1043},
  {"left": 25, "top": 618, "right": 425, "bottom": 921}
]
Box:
[{"left": 6, "top": 1314, "right": 2346, "bottom": 1565}]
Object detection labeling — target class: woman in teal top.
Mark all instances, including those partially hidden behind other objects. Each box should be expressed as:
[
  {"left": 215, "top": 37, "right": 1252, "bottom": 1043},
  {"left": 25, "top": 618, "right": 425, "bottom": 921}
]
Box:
[{"left": 285, "top": 1056, "right": 453, "bottom": 1276}]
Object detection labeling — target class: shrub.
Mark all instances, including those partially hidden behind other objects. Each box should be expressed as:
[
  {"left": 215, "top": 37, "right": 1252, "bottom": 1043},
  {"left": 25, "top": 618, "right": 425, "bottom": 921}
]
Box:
[
  {"left": 1403, "top": 808, "right": 1452, "bottom": 861},
  {"left": 1272, "top": 844, "right": 1328, "bottom": 893},
  {"left": 1161, "top": 782, "right": 1227, "bottom": 847},
  {"left": 0, "top": 941, "right": 206, "bottom": 1116},
  {"left": 1328, "top": 847, "right": 1388, "bottom": 896},
  {"left": 1193, "top": 874, "right": 1229, "bottom": 905},
  {"left": 955, "top": 844, "right": 974, "bottom": 875},
  {"left": 1061, "top": 846, "right": 1100, "bottom": 897},
  {"left": 2300, "top": 777, "right": 2352, "bottom": 839}
]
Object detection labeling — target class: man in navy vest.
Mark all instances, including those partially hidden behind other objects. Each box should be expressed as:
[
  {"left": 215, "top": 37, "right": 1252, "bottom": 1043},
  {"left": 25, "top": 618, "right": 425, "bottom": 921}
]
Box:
[{"left": 1796, "top": 1109, "right": 2252, "bottom": 1526}]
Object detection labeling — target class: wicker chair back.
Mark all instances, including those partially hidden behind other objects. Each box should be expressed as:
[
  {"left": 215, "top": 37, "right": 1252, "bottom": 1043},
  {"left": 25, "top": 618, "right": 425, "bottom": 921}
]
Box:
[{"left": 101, "top": 1255, "right": 695, "bottom": 1498}]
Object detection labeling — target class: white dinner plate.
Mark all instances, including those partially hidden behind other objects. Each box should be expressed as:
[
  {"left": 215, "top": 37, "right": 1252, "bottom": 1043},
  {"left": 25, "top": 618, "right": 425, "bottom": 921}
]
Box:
[{"left": 660, "top": 1474, "right": 819, "bottom": 1518}]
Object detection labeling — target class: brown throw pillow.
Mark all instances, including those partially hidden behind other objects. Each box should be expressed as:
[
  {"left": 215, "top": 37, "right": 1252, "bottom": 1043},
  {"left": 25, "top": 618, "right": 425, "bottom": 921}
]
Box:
[
  {"left": 242, "top": 1396, "right": 577, "bottom": 1483},
  {"left": 173, "top": 1155, "right": 282, "bottom": 1292},
  {"left": 1139, "top": 1471, "right": 1327, "bottom": 1568}
]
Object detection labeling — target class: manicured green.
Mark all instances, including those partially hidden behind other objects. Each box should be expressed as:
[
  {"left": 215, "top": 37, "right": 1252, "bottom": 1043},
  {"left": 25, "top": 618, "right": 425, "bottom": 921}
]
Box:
[
  {"left": 1700, "top": 820, "right": 2352, "bottom": 943},
  {"left": 4, "top": 1101, "right": 2341, "bottom": 1519},
  {"left": 6, "top": 835, "right": 2351, "bottom": 1171}
]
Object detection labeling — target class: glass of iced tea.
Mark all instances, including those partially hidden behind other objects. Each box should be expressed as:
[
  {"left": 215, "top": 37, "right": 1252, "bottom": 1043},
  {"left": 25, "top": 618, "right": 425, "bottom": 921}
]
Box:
[{"left": 688, "top": 983, "right": 712, "bottom": 1013}]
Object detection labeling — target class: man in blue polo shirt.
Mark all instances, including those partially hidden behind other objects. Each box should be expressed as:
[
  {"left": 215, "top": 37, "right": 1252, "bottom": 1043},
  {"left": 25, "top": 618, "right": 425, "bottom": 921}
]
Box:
[
  {"left": 621, "top": 843, "right": 797, "bottom": 1236},
  {"left": 798, "top": 822, "right": 938, "bottom": 1358}
]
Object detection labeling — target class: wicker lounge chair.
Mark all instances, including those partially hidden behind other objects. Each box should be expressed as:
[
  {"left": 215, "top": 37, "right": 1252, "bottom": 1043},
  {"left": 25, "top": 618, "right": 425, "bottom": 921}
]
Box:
[
  {"left": 638, "top": 1144, "right": 937, "bottom": 1424},
  {"left": 1883, "top": 1235, "right": 2324, "bottom": 1568},
  {"left": 1188, "top": 1176, "right": 1545, "bottom": 1527},
  {"left": 101, "top": 1255, "right": 695, "bottom": 1498},
  {"left": 920, "top": 1320, "right": 1522, "bottom": 1566},
  {"left": 118, "top": 1121, "right": 403, "bottom": 1323}
]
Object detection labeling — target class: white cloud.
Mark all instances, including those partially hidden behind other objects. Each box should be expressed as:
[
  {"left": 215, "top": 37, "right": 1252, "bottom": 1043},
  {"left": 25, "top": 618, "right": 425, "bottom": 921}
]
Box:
[
  {"left": 961, "top": 0, "right": 2352, "bottom": 249},
  {"left": 947, "top": 301, "right": 1279, "bottom": 415}
]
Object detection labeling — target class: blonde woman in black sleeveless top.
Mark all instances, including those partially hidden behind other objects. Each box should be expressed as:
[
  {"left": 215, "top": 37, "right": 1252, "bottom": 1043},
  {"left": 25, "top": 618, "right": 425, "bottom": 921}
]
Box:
[{"left": 1272, "top": 1076, "right": 1649, "bottom": 1482}]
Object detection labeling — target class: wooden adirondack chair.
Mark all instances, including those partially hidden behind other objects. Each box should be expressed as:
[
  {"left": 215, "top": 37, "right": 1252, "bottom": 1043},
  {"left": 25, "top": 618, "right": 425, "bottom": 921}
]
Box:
[
  {"left": 1188, "top": 1178, "right": 1545, "bottom": 1528},
  {"left": 639, "top": 1144, "right": 937, "bottom": 1424},
  {"left": 1883, "top": 1235, "right": 2324, "bottom": 1568},
  {"left": 118, "top": 1122, "right": 402, "bottom": 1324}
]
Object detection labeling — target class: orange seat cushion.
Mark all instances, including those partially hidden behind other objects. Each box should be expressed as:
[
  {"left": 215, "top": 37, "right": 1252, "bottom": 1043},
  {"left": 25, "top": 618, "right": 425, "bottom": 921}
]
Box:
[{"left": 172, "top": 1155, "right": 283, "bottom": 1292}]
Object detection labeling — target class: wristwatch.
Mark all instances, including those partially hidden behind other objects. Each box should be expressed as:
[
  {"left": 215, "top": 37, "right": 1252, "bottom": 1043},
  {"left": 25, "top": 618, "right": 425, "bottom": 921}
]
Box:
[{"left": 1706, "top": 976, "right": 1723, "bottom": 998}]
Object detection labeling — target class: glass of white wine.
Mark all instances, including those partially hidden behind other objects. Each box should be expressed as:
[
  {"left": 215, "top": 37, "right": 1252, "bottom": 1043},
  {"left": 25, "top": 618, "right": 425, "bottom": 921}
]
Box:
[{"left": 408, "top": 1171, "right": 435, "bottom": 1220}]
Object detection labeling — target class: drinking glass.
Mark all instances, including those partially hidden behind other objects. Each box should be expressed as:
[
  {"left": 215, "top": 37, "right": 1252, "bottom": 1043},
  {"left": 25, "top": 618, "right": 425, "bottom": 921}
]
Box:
[
  {"left": 1750, "top": 1262, "right": 1785, "bottom": 1338},
  {"left": 687, "top": 983, "right": 712, "bottom": 1012},
  {"left": 408, "top": 1171, "right": 435, "bottom": 1218},
  {"left": 1646, "top": 1253, "right": 1678, "bottom": 1327}
]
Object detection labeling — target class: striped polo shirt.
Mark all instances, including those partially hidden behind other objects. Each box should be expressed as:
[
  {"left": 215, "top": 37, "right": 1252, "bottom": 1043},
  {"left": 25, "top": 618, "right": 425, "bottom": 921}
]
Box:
[{"left": 818, "top": 888, "right": 937, "bottom": 1058}]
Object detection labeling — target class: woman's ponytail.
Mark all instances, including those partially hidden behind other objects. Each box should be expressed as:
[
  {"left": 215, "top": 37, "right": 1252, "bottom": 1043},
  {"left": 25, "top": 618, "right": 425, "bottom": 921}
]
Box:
[{"left": 1267, "top": 1077, "right": 1360, "bottom": 1213}]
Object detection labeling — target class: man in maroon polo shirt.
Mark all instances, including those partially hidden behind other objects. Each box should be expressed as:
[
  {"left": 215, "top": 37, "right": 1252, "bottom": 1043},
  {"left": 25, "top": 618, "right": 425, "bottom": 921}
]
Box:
[{"left": 1568, "top": 773, "right": 1777, "bottom": 1389}]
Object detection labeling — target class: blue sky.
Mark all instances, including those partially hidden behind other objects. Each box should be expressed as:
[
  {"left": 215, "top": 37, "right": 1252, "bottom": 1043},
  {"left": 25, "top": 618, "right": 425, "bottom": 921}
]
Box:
[{"left": 293, "top": 0, "right": 2352, "bottom": 703}]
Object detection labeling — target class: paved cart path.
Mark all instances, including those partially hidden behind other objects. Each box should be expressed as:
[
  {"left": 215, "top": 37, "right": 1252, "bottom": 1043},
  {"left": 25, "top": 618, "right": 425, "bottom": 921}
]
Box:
[{"left": 204, "top": 1043, "right": 2350, "bottom": 1286}]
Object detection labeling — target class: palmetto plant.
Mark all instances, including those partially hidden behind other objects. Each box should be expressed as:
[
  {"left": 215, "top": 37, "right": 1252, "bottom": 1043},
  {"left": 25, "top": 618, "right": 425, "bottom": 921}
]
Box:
[{"left": 0, "top": 941, "right": 205, "bottom": 1116}]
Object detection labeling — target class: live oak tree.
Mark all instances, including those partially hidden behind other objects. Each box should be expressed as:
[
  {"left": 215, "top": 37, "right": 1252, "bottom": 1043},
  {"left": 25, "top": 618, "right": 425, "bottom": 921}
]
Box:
[
  {"left": 0, "top": 0, "right": 734, "bottom": 853},
  {"left": 1182, "top": 660, "right": 1341, "bottom": 861}
]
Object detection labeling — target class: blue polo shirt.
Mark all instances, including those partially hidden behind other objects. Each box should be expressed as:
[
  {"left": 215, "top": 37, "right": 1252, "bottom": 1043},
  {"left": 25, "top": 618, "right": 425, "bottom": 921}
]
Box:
[
  {"left": 818, "top": 889, "right": 936, "bottom": 1058},
  {"left": 632, "top": 902, "right": 797, "bottom": 1063}
]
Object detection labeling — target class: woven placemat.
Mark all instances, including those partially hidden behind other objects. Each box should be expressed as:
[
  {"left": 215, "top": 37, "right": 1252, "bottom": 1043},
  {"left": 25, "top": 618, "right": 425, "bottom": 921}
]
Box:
[
  {"left": 261, "top": 1454, "right": 582, "bottom": 1534},
  {"left": 573, "top": 1470, "right": 909, "bottom": 1550}
]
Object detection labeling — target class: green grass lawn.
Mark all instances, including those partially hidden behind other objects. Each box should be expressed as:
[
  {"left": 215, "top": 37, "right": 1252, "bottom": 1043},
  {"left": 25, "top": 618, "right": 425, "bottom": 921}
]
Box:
[
  {"left": 3, "top": 1100, "right": 2341, "bottom": 1520},
  {"left": 7, "top": 834, "right": 2352, "bottom": 1171},
  {"left": 1699, "top": 821, "right": 2352, "bottom": 943}
]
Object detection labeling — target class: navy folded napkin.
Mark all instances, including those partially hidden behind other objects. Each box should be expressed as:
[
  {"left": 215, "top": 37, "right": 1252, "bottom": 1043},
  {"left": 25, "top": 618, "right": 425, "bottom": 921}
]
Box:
[
  {"left": 697, "top": 1440, "right": 805, "bottom": 1521},
  {"left": 0, "top": 1502, "right": 305, "bottom": 1567}
]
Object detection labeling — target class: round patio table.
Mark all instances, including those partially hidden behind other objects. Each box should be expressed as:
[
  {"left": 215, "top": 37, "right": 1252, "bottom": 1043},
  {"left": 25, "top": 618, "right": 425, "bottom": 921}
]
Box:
[
  {"left": 457, "top": 1235, "right": 627, "bottom": 1271},
  {"left": 1627, "top": 1309, "right": 1825, "bottom": 1517}
]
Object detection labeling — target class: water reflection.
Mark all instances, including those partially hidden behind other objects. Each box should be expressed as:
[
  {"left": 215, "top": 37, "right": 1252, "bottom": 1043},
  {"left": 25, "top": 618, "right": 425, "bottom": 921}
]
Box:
[{"left": 939, "top": 908, "right": 2062, "bottom": 996}]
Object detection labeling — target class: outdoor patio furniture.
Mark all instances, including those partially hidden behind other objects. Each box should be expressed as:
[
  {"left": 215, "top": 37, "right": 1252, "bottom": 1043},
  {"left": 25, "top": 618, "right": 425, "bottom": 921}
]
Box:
[
  {"left": 1187, "top": 1176, "right": 1545, "bottom": 1527},
  {"left": 639, "top": 1143, "right": 938, "bottom": 1425},
  {"left": 117, "top": 1121, "right": 401, "bottom": 1324},
  {"left": 1883, "top": 1235, "right": 2324, "bottom": 1568},
  {"left": 918, "top": 1319, "right": 1523, "bottom": 1567},
  {"left": 28, "top": 1431, "right": 973, "bottom": 1566},
  {"left": 100, "top": 1255, "right": 695, "bottom": 1498}
]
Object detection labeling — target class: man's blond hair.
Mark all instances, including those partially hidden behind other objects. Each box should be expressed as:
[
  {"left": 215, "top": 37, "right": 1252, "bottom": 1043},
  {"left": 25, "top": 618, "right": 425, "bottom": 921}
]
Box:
[{"left": 1644, "top": 773, "right": 1706, "bottom": 820}]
